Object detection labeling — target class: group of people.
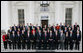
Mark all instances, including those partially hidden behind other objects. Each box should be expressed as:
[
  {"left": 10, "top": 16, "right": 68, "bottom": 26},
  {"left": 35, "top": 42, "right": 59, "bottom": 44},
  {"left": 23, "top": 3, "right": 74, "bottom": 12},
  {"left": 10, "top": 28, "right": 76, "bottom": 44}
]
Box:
[{"left": 2, "top": 22, "right": 81, "bottom": 50}]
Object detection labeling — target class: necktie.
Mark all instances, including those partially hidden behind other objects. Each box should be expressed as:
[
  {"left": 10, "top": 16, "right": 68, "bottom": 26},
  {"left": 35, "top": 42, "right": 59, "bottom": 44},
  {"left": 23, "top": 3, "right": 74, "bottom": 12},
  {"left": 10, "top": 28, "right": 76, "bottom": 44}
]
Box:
[{"left": 45, "top": 33, "right": 46, "bottom": 39}]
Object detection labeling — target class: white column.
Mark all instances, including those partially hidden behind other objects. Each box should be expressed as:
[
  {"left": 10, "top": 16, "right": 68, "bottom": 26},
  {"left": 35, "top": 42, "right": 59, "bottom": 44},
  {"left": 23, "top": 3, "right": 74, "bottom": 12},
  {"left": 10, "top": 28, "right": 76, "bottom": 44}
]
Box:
[
  {"left": 79, "top": 1, "right": 82, "bottom": 32},
  {"left": 72, "top": 1, "right": 80, "bottom": 25},
  {"left": 29, "top": 1, "right": 34, "bottom": 25},
  {"left": 55, "top": 1, "right": 63, "bottom": 25},
  {"left": 1, "top": 1, "right": 10, "bottom": 33}
]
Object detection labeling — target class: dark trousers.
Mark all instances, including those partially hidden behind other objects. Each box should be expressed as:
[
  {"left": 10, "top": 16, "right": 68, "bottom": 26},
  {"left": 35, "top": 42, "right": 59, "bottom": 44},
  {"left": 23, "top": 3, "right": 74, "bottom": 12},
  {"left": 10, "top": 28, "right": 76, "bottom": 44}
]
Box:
[
  {"left": 55, "top": 41, "right": 58, "bottom": 49},
  {"left": 17, "top": 42, "right": 21, "bottom": 49},
  {"left": 70, "top": 41, "right": 73, "bottom": 50},
  {"left": 43, "top": 41, "right": 47, "bottom": 49},
  {"left": 75, "top": 41, "right": 80, "bottom": 50},
  {"left": 32, "top": 41, "right": 36, "bottom": 49},
  {"left": 22, "top": 41, "right": 25, "bottom": 49},
  {"left": 60, "top": 42, "right": 64, "bottom": 50},
  {"left": 38, "top": 41, "right": 41, "bottom": 49},
  {"left": 12, "top": 42, "right": 16, "bottom": 49},
  {"left": 8, "top": 41, "right": 11, "bottom": 49},
  {"left": 26, "top": 41, "right": 30, "bottom": 49},
  {"left": 49, "top": 41, "right": 53, "bottom": 49},
  {"left": 64, "top": 41, "right": 68, "bottom": 50},
  {"left": 3, "top": 41, "right": 7, "bottom": 49}
]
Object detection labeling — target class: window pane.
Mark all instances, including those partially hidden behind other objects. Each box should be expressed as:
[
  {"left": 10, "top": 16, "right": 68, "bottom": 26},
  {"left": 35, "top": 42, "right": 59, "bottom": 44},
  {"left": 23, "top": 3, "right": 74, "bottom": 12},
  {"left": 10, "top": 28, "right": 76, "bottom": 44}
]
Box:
[
  {"left": 65, "top": 8, "right": 72, "bottom": 25},
  {"left": 18, "top": 9, "right": 25, "bottom": 25}
]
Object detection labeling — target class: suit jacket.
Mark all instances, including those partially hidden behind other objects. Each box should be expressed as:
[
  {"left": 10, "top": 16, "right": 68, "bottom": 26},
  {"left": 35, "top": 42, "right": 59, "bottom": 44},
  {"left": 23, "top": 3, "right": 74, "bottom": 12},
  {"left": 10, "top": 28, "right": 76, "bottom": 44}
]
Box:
[
  {"left": 48, "top": 33, "right": 54, "bottom": 42},
  {"left": 11, "top": 34, "right": 16, "bottom": 43},
  {"left": 76, "top": 33, "right": 81, "bottom": 42},
  {"left": 60, "top": 33, "right": 65, "bottom": 42},
  {"left": 51, "top": 26, "right": 56, "bottom": 32},
  {"left": 16, "top": 34, "right": 21, "bottom": 43},
  {"left": 74, "top": 25, "right": 79, "bottom": 31},
  {"left": 30, "top": 32, "right": 36, "bottom": 41},
  {"left": 54, "top": 33, "right": 60, "bottom": 42},
  {"left": 26, "top": 32, "right": 31, "bottom": 42},
  {"left": 42, "top": 33, "right": 49, "bottom": 42},
  {"left": 20, "top": 34, "right": 26, "bottom": 42},
  {"left": 36, "top": 32, "right": 42, "bottom": 42}
]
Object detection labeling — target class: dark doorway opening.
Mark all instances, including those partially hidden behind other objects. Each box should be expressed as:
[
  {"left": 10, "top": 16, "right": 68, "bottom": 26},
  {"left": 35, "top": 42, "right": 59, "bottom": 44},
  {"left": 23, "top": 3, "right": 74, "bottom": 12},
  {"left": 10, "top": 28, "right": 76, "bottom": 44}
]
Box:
[{"left": 41, "top": 20, "right": 48, "bottom": 28}]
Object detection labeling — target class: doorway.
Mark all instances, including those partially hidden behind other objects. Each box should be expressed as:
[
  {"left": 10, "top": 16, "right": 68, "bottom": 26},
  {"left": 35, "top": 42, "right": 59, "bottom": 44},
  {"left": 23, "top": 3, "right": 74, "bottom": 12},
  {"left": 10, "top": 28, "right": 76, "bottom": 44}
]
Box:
[{"left": 41, "top": 20, "right": 48, "bottom": 28}]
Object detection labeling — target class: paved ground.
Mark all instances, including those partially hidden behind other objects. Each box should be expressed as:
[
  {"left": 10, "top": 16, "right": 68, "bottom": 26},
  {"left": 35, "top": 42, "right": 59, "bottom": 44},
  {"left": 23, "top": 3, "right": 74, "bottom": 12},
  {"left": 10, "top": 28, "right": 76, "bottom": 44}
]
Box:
[{"left": 1, "top": 33, "right": 82, "bottom": 52}]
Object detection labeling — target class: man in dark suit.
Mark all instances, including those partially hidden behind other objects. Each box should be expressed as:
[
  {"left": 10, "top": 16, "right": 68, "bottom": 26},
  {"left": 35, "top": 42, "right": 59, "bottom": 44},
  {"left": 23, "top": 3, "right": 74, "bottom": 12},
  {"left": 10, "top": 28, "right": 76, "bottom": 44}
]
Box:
[
  {"left": 36, "top": 30, "right": 42, "bottom": 49},
  {"left": 75, "top": 30, "right": 81, "bottom": 50},
  {"left": 30, "top": 28, "right": 36, "bottom": 49},
  {"left": 69, "top": 30, "right": 74, "bottom": 50},
  {"left": 48, "top": 30, "right": 54, "bottom": 49},
  {"left": 74, "top": 23, "right": 79, "bottom": 31},
  {"left": 16, "top": 31, "right": 21, "bottom": 49},
  {"left": 42, "top": 31, "right": 48, "bottom": 49},
  {"left": 11, "top": 31, "right": 16, "bottom": 49},
  {"left": 54, "top": 30, "right": 60, "bottom": 50},
  {"left": 26, "top": 30, "right": 31, "bottom": 50},
  {"left": 8, "top": 27, "right": 12, "bottom": 35},
  {"left": 60, "top": 30, "right": 65, "bottom": 50},
  {"left": 21, "top": 30, "right": 26, "bottom": 49},
  {"left": 64, "top": 32, "right": 69, "bottom": 50},
  {"left": 6, "top": 31, "right": 12, "bottom": 49},
  {"left": 51, "top": 25, "right": 56, "bottom": 33}
]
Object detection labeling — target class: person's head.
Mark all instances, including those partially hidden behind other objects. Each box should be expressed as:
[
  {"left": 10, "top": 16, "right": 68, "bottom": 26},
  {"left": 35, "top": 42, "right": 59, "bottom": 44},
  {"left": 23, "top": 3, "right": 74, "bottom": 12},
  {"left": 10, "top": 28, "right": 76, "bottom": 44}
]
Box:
[
  {"left": 17, "top": 31, "right": 20, "bottom": 34},
  {"left": 69, "top": 27, "right": 71, "bottom": 30},
  {"left": 67, "top": 24, "right": 69, "bottom": 27},
  {"left": 75, "top": 22, "right": 77, "bottom": 25},
  {"left": 36, "top": 24, "right": 38, "bottom": 26},
  {"left": 10, "top": 26, "right": 12, "bottom": 30},
  {"left": 77, "top": 30, "right": 79, "bottom": 34},
  {"left": 66, "top": 32, "right": 68, "bottom": 37},
  {"left": 77, "top": 27, "right": 80, "bottom": 30},
  {"left": 14, "top": 24, "right": 15, "bottom": 26},
  {"left": 30, "top": 23, "right": 32, "bottom": 26},
  {"left": 60, "top": 22, "right": 62, "bottom": 25},
  {"left": 72, "top": 25, "right": 74, "bottom": 29},
  {"left": 55, "top": 30, "right": 57, "bottom": 33},
  {"left": 33, "top": 28, "right": 35, "bottom": 30},
  {"left": 45, "top": 25, "right": 47, "bottom": 28},
  {"left": 56, "top": 24, "right": 58, "bottom": 26},
  {"left": 12, "top": 31, "right": 15, "bottom": 34},
  {"left": 23, "top": 27, "right": 25, "bottom": 30},
  {"left": 63, "top": 23, "right": 66, "bottom": 26},
  {"left": 18, "top": 28, "right": 20, "bottom": 31},
  {"left": 44, "top": 30, "right": 47, "bottom": 33},
  {"left": 22, "top": 30, "right": 24, "bottom": 34},
  {"left": 48, "top": 24, "right": 51, "bottom": 27},
  {"left": 50, "top": 30, "right": 52, "bottom": 33},
  {"left": 65, "top": 27, "right": 67, "bottom": 30},
  {"left": 27, "top": 23, "right": 28, "bottom": 25},
  {"left": 70, "top": 30, "right": 72, "bottom": 34},
  {"left": 28, "top": 27, "right": 30, "bottom": 30},
  {"left": 37, "top": 26, "right": 39, "bottom": 30},
  {"left": 39, "top": 30, "right": 41, "bottom": 33},
  {"left": 61, "top": 30, "right": 63, "bottom": 33}
]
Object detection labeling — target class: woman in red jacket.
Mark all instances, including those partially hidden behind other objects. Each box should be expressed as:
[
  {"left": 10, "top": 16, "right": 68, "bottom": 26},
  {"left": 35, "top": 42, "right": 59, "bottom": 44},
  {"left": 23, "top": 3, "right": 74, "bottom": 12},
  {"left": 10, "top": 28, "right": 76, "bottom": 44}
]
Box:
[{"left": 2, "top": 33, "right": 8, "bottom": 49}]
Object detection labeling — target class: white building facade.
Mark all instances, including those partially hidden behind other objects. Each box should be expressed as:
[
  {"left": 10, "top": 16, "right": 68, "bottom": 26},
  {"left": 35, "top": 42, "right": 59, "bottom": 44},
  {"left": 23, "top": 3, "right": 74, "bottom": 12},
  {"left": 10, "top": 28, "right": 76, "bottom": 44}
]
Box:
[{"left": 1, "top": 1, "right": 82, "bottom": 33}]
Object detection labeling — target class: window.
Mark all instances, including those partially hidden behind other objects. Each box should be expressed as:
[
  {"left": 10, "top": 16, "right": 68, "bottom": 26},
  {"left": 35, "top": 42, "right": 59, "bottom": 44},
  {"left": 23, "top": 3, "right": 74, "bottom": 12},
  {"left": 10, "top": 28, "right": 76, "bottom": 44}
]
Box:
[
  {"left": 65, "top": 8, "right": 72, "bottom": 26},
  {"left": 18, "top": 9, "right": 25, "bottom": 25},
  {"left": 40, "top": 7, "right": 49, "bottom": 11},
  {"left": 40, "top": 1, "right": 49, "bottom": 12}
]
